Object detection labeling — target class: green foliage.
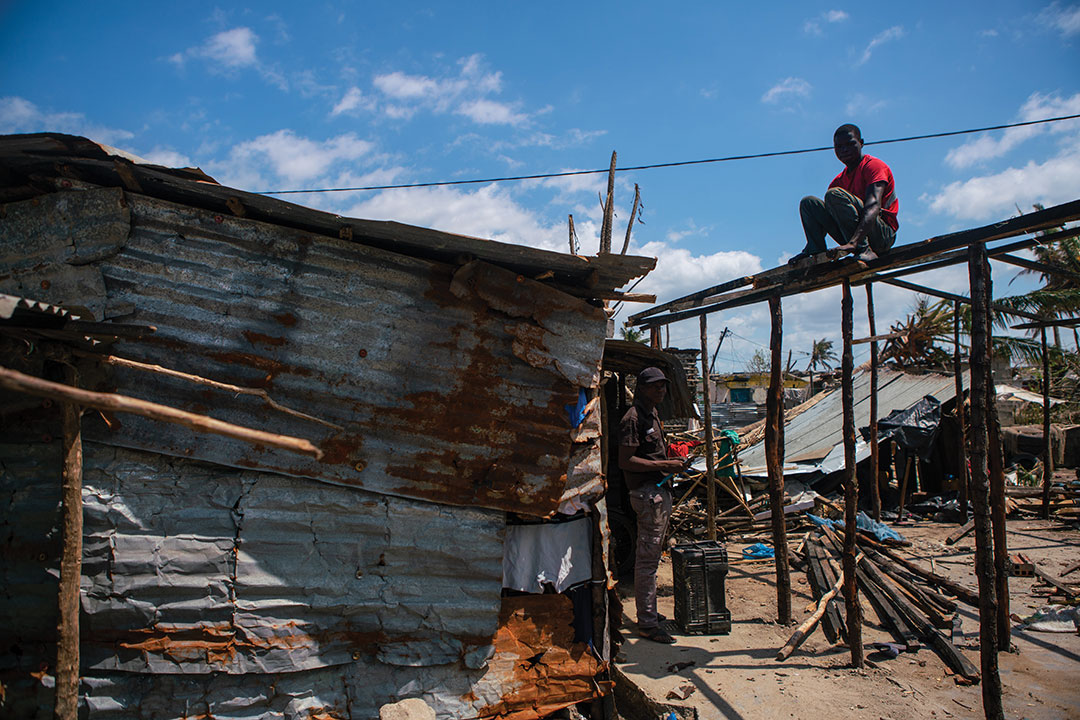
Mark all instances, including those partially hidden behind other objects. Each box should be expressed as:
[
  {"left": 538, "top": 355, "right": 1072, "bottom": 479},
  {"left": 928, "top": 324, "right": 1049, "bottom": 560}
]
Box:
[
  {"left": 807, "top": 338, "right": 837, "bottom": 372},
  {"left": 747, "top": 348, "right": 770, "bottom": 374},
  {"left": 620, "top": 325, "right": 646, "bottom": 344}
]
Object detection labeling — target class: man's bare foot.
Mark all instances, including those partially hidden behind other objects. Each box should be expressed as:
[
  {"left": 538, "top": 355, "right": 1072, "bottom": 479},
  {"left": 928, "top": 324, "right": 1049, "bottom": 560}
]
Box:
[{"left": 856, "top": 247, "right": 879, "bottom": 262}]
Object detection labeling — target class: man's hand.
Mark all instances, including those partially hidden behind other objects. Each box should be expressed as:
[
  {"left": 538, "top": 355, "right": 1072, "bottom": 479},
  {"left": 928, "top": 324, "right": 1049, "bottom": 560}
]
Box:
[{"left": 849, "top": 180, "right": 887, "bottom": 249}]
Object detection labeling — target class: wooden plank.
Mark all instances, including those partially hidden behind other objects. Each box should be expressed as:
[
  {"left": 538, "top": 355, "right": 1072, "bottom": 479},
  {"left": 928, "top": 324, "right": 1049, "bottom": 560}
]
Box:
[
  {"left": 862, "top": 556, "right": 980, "bottom": 682},
  {"left": 880, "top": 277, "right": 1044, "bottom": 321},
  {"left": 994, "top": 252, "right": 1080, "bottom": 283},
  {"left": 945, "top": 520, "right": 975, "bottom": 545},
  {"left": 0, "top": 365, "right": 323, "bottom": 459}
]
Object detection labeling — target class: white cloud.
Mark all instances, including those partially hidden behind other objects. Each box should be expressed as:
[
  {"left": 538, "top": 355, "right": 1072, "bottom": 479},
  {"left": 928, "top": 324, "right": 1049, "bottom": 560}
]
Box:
[
  {"left": 331, "top": 86, "right": 374, "bottom": 116},
  {"left": 368, "top": 54, "right": 526, "bottom": 126},
  {"left": 373, "top": 70, "right": 441, "bottom": 100},
  {"left": 805, "top": 9, "right": 849, "bottom": 35},
  {"left": 142, "top": 147, "right": 192, "bottom": 167},
  {"left": 631, "top": 241, "right": 763, "bottom": 305},
  {"left": 211, "top": 130, "right": 374, "bottom": 188},
  {"left": 0, "top": 96, "right": 134, "bottom": 145},
  {"left": 762, "top": 77, "right": 812, "bottom": 104},
  {"left": 925, "top": 146, "right": 1080, "bottom": 222},
  {"left": 945, "top": 91, "right": 1080, "bottom": 168},
  {"left": 344, "top": 184, "right": 567, "bottom": 252},
  {"left": 192, "top": 27, "right": 259, "bottom": 68},
  {"left": 1037, "top": 2, "right": 1080, "bottom": 36},
  {"left": 858, "top": 26, "right": 904, "bottom": 65},
  {"left": 456, "top": 99, "right": 527, "bottom": 126}
]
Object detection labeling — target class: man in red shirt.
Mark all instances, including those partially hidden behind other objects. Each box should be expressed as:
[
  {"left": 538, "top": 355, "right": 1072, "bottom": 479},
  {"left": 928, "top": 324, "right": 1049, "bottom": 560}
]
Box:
[{"left": 795, "top": 124, "right": 899, "bottom": 263}]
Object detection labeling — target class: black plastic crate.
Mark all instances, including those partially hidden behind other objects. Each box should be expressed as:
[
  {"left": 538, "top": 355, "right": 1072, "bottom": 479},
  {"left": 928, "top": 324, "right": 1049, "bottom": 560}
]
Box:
[{"left": 672, "top": 540, "right": 731, "bottom": 635}]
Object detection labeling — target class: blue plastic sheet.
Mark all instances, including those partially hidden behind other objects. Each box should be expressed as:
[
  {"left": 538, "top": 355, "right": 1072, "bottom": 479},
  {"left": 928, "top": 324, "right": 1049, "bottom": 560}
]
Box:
[
  {"left": 565, "top": 388, "right": 588, "bottom": 427},
  {"left": 742, "top": 543, "right": 775, "bottom": 559},
  {"left": 807, "top": 510, "right": 906, "bottom": 543}
]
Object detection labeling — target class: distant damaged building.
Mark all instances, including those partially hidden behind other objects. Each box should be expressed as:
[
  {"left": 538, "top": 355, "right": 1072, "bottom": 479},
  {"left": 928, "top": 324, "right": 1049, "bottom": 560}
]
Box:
[{"left": 0, "top": 134, "right": 655, "bottom": 718}]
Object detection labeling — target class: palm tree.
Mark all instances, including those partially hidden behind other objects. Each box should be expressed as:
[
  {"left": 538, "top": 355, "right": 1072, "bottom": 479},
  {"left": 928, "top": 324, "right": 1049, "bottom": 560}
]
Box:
[
  {"left": 880, "top": 296, "right": 954, "bottom": 369},
  {"left": 806, "top": 338, "right": 837, "bottom": 394},
  {"left": 620, "top": 325, "right": 646, "bottom": 344}
]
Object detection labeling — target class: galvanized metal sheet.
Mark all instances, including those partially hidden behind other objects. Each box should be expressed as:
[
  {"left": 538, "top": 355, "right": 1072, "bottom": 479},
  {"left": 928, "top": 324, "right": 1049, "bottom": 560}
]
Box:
[
  {"left": 0, "top": 188, "right": 609, "bottom": 515},
  {"left": 75, "top": 443, "right": 504, "bottom": 675},
  {"left": 739, "top": 369, "right": 967, "bottom": 475}
]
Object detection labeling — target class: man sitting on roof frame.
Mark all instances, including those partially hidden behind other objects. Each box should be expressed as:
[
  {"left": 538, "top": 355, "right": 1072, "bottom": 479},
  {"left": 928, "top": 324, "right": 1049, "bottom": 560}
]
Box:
[{"left": 793, "top": 123, "right": 899, "bottom": 264}]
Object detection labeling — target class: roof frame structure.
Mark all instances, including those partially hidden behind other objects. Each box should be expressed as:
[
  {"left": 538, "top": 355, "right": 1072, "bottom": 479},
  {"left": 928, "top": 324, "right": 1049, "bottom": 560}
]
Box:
[{"left": 629, "top": 199, "right": 1080, "bottom": 329}]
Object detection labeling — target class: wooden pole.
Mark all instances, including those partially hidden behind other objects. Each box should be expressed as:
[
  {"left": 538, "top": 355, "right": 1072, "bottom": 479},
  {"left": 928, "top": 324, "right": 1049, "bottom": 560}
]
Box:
[
  {"left": 896, "top": 454, "right": 913, "bottom": 523},
  {"left": 620, "top": 184, "right": 640, "bottom": 255},
  {"left": 866, "top": 284, "right": 881, "bottom": 521},
  {"left": 968, "top": 241, "right": 1004, "bottom": 720},
  {"left": 954, "top": 300, "right": 969, "bottom": 522},
  {"left": 700, "top": 314, "right": 717, "bottom": 541},
  {"left": 766, "top": 296, "right": 791, "bottom": 624},
  {"left": 982, "top": 271, "right": 1010, "bottom": 651},
  {"left": 599, "top": 151, "right": 616, "bottom": 254},
  {"left": 841, "top": 280, "right": 864, "bottom": 667},
  {"left": 0, "top": 366, "right": 323, "bottom": 459},
  {"left": 1041, "top": 327, "right": 1054, "bottom": 519},
  {"left": 568, "top": 214, "right": 576, "bottom": 255},
  {"left": 55, "top": 365, "right": 83, "bottom": 720}
]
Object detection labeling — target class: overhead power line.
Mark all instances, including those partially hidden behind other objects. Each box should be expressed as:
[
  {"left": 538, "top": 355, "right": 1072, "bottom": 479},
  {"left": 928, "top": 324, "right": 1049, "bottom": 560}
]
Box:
[{"left": 258, "top": 113, "right": 1080, "bottom": 195}]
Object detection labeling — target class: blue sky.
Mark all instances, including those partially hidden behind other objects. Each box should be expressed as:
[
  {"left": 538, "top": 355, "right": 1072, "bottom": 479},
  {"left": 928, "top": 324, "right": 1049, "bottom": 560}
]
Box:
[{"left": 2, "top": 2, "right": 1078, "bottom": 372}]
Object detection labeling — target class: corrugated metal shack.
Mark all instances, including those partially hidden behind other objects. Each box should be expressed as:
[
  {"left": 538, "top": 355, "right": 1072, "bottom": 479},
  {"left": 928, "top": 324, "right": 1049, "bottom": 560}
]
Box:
[{"left": 0, "top": 133, "right": 656, "bottom": 718}]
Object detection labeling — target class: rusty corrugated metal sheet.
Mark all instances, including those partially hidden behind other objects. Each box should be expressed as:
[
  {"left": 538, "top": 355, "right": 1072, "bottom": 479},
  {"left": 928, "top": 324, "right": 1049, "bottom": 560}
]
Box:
[
  {"left": 0, "top": 187, "right": 607, "bottom": 515},
  {"left": 2, "top": 442, "right": 608, "bottom": 719}
]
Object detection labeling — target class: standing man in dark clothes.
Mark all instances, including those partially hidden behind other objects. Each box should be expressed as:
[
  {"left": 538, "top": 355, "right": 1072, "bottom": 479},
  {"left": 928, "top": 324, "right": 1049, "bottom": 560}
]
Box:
[
  {"left": 794, "top": 123, "right": 899, "bottom": 263},
  {"left": 618, "top": 366, "right": 690, "bottom": 644}
]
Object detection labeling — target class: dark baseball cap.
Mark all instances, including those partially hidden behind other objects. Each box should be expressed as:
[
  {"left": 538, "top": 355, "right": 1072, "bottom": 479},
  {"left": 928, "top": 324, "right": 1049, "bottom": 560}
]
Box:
[{"left": 637, "top": 367, "right": 669, "bottom": 384}]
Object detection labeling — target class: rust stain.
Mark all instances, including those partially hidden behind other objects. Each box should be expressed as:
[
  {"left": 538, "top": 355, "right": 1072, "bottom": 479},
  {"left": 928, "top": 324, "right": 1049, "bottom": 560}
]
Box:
[
  {"left": 242, "top": 330, "right": 287, "bottom": 348},
  {"left": 272, "top": 312, "right": 298, "bottom": 327},
  {"left": 473, "top": 595, "right": 611, "bottom": 720},
  {"left": 319, "top": 431, "right": 365, "bottom": 466},
  {"left": 204, "top": 349, "right": 313, "bottom": 378}
]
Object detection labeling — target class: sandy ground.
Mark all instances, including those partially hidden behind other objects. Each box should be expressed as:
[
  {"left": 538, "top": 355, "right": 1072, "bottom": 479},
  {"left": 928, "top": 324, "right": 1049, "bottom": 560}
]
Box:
[{"left": 615, "top": 516, "right": 1080, "bottom": 720}]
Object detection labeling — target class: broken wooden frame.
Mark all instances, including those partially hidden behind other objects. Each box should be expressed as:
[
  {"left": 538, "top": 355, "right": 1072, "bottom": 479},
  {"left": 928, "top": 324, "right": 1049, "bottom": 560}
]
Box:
[{"left": 627, "top": 198, "right": 1080, "bottom": 705}]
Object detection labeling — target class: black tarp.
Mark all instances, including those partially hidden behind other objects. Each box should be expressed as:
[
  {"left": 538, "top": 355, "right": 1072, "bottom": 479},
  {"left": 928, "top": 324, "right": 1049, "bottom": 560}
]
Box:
[{"left": 865, "top": 395, "right": 942, "bottom": 462}]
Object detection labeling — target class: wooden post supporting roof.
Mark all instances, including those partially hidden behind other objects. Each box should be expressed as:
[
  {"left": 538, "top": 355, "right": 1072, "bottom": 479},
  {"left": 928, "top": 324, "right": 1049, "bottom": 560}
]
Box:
[
  {"left": 968, "top": 242, "right": 1004, "bottom": 720},
  {"left": 1041, "top": 328, "right": 1054, "bottom": 519},
  {"left": 866, "top": 284, "right": 881, "bottom": 522},
  {"left": 55, "top": 365, "right": 83, "bottom": 720},
  {"left": 981, "top": 269, "right": 1010, "bottom": 651},
  {"left": 953, "top": 301, "right": 969, "bottom": 522},
  {"left": 840, "top": 280, "right": 864, "bottom": 667},
  {"left": 766, "top": 296, "right": 791, "bottom": 625},
  {"left": 700, "top": 315, "right": 717, "bottom": 541}
]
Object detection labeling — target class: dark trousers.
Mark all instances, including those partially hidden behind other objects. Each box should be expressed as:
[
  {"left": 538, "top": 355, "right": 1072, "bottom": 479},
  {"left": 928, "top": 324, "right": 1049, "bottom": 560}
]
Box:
[
  {"left": 800, "top": 187, "right": 896, "bottom": 254},
  {"left": 629, "top": 486, "right": 672, "bottom": 629}
]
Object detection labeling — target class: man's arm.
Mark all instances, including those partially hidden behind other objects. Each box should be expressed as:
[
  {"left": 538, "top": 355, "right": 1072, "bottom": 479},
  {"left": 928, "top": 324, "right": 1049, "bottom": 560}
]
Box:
[
  {"left": 847, "top": 180, "right": 887, "bottom": 248},
  {"left": 618, "top": 445, "right": 688, "bottom": 475}
]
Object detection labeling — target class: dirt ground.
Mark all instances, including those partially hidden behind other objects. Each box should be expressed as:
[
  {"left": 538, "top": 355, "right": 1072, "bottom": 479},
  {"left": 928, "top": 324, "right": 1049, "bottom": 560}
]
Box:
[{"left": 615, "top": 512, "right": 1080, "bottom": 720}]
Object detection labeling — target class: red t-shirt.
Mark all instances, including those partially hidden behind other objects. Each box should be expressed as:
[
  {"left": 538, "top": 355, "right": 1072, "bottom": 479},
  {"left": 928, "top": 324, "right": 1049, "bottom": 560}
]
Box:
[{"left": 828, "top": 155, "right": 899, "bottom": 230}]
